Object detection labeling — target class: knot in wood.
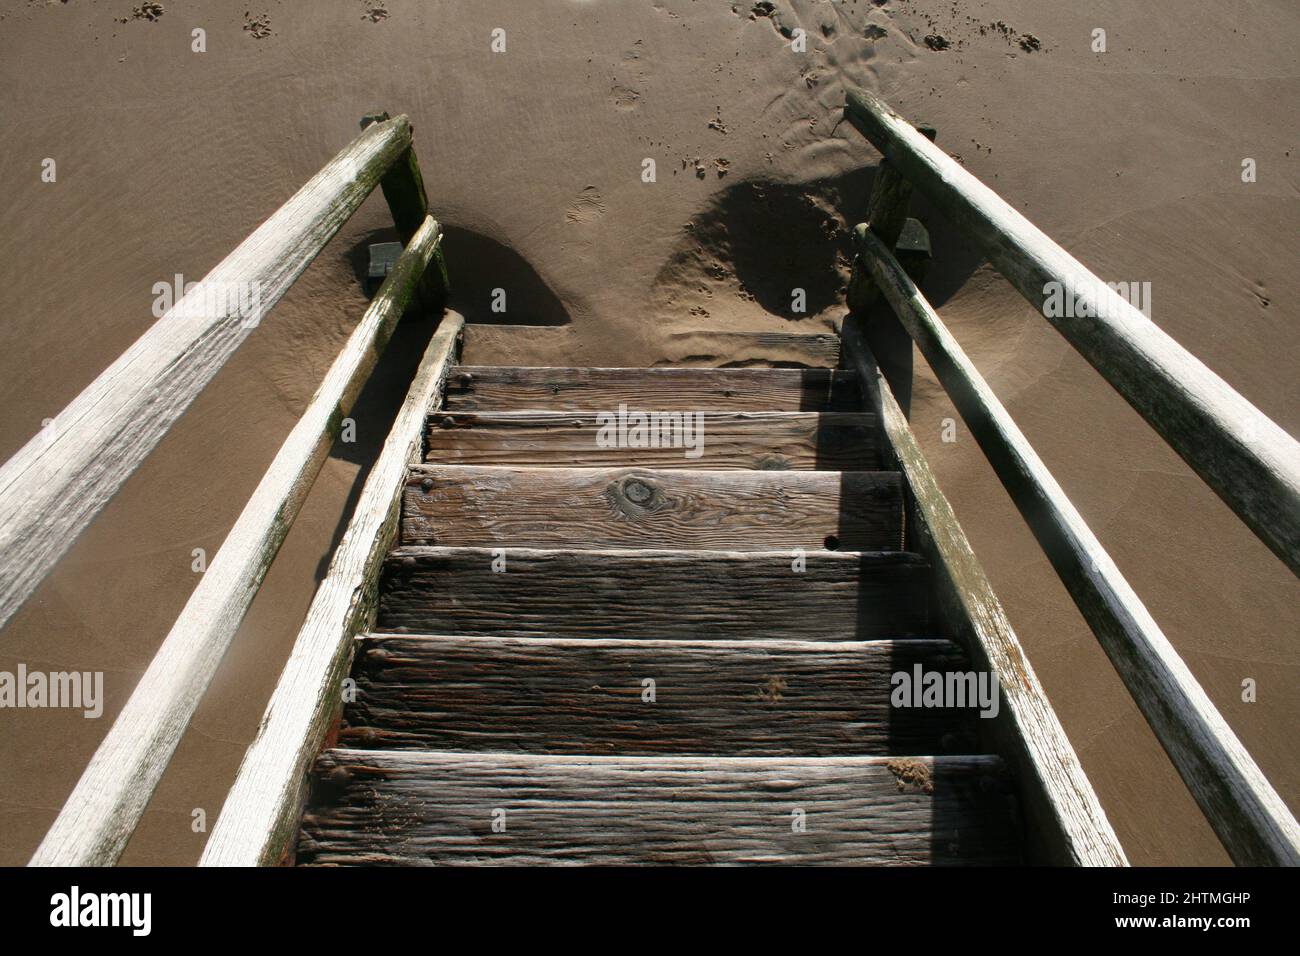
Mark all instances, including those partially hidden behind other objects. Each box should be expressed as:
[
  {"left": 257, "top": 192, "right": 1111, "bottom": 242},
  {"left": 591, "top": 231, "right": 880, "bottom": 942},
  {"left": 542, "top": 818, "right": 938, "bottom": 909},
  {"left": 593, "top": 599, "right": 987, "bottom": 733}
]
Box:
[{"left": 622, "top": 478, "right": 654, "bottom": 505}]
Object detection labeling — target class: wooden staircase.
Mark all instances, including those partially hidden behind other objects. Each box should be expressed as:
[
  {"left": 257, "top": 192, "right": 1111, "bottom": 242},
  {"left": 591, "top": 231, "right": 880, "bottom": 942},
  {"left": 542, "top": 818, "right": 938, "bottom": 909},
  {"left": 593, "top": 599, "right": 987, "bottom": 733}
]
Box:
[
  {"left": 30, "top": 96, "right": 1297, "bottom": 869},
  {"left": 294, "top": 366, "right": 1024, "bottom": 865}
]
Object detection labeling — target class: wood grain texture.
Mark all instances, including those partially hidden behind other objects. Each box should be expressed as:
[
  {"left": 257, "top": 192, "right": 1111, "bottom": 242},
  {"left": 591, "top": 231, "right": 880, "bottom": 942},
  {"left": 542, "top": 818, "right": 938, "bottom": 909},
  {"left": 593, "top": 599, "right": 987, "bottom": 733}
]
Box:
[
  {"left": 857, "top": 229, "right": 1300, "bottom": 866},
  {"left": 399, "top": 465, "right": 904, "bottom": 552},
  {"left": 377, "top": 546, "right": 930, "bottom": 640},
  {"left": 297, "top": 750, "right": 1021, "bottom": 865},
  {"left": 842, "top": 321, "right": 1127, "bottom": 866},
  {"left": 30, "top": 218, "right": 446, "bottom": 869},
  {"left": 342, "top": 634, "right": 973, "bottom": 756},
  {"left": 846, "top": 87, "right": 1300, "bottom": 576},
  {"left": 444, "top": 366, "right": 863, "bottom": 412},
  {"left": 0, "top": 115, "right": 415, "bottom": 634},
  {"left": 199, "top": 314, "right": 465, "bottom": 868},
  {"left": 424, "top": 411, "right": 882, "bottom": 470}
]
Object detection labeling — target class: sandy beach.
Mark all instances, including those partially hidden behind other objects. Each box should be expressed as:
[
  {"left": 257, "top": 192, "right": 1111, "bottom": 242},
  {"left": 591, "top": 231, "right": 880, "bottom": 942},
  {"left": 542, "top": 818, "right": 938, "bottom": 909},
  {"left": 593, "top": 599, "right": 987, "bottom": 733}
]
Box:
[{"left": 0, "top": 0, "right": 1296, "bottom": 865}]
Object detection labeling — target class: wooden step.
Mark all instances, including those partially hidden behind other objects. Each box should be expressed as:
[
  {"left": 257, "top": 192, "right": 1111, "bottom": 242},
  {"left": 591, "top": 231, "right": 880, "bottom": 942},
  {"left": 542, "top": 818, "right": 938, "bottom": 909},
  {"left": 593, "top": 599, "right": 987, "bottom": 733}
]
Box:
[
  {"left": 400, "top": 465, "right": 904, "bottom": 551},
  {"left": 377, "top": 546, "right": 930, "bottom": 639},
  {"left": 424, "top": 411, "right": 881, "bottom": 470},
  {"left": 342, "top": 634, "right": 975, "bottom": 756},
  {"left": 297, "top": 751, "right": 1021, "bottom": 865},
  {"left": 444, "top": 366, "right": 863, "bottom": 412}
]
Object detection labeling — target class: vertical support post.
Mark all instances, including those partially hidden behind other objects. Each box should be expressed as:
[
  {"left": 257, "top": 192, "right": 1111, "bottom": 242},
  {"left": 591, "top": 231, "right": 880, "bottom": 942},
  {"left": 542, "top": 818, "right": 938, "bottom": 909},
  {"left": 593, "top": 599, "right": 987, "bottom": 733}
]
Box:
[
  {"left": 361, "top": 113, "right": 450, "bottom": 312},
  {"left": 845, "top": 123, "right": 936, "bottom": 418}
]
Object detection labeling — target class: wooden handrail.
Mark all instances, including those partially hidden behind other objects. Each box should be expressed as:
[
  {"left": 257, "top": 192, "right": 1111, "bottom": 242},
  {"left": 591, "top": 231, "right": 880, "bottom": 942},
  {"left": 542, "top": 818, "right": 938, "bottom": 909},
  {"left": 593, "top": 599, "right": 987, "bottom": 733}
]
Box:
[
  {"left": 840, "top": 322, "right": 1127, "bottom": 866},
  {"left": 845, "top": 87, "right": 1300, "bottom": 576},
  {"left": 200, "top": 312, "right": 464, "bottom": 866},
  {"left": 854, "top": 226, "right": 1300, "bottom": 865},
  {"left": 29, "top": 217, "right": 448, "bottom": 867},
  {"left": 0, "top": 115, "right": 420, "bottom": 634}
]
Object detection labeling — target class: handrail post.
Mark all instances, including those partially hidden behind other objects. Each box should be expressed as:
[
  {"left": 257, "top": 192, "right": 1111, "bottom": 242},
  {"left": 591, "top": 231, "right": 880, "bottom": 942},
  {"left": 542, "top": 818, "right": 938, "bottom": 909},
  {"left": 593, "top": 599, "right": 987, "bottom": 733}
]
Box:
[
  {"left": 361, "top": 113, "right": 450, "bottom": 313},
  {"left": 845, "top": 123, "right": 936, "bottom": 418}
]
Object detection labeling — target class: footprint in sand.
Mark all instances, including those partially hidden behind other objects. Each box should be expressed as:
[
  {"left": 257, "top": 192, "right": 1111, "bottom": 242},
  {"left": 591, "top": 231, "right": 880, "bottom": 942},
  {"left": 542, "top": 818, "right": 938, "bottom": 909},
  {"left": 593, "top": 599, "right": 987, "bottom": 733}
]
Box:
[
  {"left": 611, "top": 85, "right": 641, "bottom": 111},
  {"left": 565, "top": 186, "right": 607, "bottom": 225}
]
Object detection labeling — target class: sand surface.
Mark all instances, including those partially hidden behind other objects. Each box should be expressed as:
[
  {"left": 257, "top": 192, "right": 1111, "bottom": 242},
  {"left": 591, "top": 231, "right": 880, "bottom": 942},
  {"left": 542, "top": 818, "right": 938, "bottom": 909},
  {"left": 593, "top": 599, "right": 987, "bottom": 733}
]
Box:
[{"left": 0, "top": 0, "right": 1296, "bottom": 865}]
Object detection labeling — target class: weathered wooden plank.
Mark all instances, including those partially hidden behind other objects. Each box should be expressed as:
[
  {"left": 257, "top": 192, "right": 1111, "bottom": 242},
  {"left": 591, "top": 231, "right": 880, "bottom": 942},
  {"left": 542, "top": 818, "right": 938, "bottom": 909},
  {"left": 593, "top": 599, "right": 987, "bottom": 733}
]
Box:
[
  {"left": 377, "top": 546, "right": 930, "bottom": 640},
  {"left": 845, "top": 87, "right": 1300, "bottom": 576},
  {"left": 424, "top": 411, "right": 882, "bottom": 470},
  {"left": 841, "top": 321, "right": 1127, "bottom": 866},
  {"left": 0, "top": 115, "right": 416, "bottom": 634},
  {"left": 444, "top": 366, "right": 863, "bottom": 412},
  {"left": 342, "top": 634, "right": 973, "bottom": 756},
  {"left": 30, "top": 218, "right": 447, "bottom": 868},
  {"left": 297, "top": 750, "right": 1021, "bottom": 865},
  {"left": 198, "top": 314, "right": 466, "bottom": 868},
  {"left": 857, "top": 229, "right": 1300, "bottom": 866},
  {"left": 399, "top": 465, "right": 904, "bottom": 552}
]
